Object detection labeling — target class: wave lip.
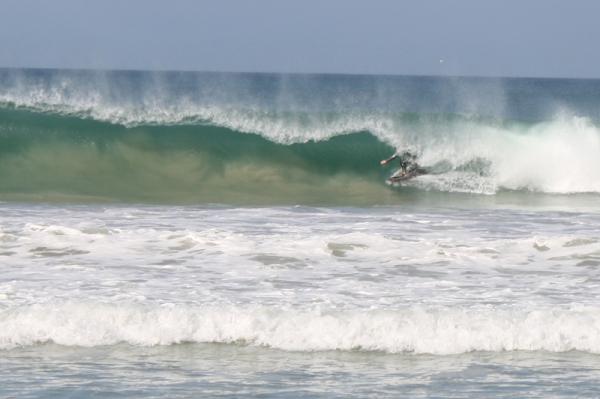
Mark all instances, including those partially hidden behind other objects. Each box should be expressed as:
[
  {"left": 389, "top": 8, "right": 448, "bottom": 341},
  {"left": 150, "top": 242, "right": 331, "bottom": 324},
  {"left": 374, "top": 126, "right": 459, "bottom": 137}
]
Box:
[{"left": 2, "top": 303, "right": 600, "bottom": 355}]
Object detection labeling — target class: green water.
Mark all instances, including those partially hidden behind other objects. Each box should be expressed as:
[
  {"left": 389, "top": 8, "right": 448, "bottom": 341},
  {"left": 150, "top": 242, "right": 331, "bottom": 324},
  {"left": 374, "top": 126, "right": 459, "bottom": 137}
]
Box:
[{"left": 0, "top": 107, "right": 398, "bottom": 204}]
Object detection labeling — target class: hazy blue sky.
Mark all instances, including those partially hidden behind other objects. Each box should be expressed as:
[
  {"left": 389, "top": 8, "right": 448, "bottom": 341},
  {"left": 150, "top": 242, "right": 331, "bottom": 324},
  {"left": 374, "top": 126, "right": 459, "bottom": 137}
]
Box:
[{"left": 1, "top": 0, "right": 599, "bottom": 78}]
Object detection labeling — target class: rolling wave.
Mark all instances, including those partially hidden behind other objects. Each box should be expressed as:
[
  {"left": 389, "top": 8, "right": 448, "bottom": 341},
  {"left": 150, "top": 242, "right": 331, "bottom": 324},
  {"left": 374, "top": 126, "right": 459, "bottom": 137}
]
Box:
[{"left": 2, "top": 68, "right": 600, "bottom": 203}]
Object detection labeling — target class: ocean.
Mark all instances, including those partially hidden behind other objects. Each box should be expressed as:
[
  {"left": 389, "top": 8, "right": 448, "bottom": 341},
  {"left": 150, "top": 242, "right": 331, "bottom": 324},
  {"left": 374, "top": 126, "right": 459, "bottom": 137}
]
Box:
[{"left": 2, "top": 68, "right": 600, "bottom": 397}]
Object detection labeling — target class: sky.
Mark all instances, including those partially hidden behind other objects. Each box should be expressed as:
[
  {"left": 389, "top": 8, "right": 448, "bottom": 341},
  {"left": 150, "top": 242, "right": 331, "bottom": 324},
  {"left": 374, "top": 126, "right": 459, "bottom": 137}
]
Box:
[{"left": 0, "top": 0, "right": 599, "bottom": 78}]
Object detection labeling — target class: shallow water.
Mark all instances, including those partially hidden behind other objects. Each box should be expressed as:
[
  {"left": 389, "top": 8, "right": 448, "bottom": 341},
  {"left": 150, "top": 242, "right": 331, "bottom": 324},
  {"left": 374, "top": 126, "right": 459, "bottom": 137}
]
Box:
[{"left": 3, "top": 345, "right": 600, "bottom": 398}]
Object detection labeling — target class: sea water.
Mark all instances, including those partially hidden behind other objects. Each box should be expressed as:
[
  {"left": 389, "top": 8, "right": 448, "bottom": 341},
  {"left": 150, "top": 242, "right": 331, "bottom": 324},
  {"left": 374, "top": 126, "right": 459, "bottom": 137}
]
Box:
[{"left": 1, "top": 69, "right": 600, "bottom": 397}]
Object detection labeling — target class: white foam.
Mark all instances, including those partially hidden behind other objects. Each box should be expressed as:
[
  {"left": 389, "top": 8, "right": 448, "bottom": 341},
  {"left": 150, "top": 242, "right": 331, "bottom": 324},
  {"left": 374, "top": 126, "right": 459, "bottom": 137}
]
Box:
[
  {"left": 398, "top": 115, "right": 600, "bottom": 194},
  {"left": 2, "top": 302, "right": 600, "bottom": 354},
  {"left": 2, "top": 204, "right": 600, "bottom": 354}
]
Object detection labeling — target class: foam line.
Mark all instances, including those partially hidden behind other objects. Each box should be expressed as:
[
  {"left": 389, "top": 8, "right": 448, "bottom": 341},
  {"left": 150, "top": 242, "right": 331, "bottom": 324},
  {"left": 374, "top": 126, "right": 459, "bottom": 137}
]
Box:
[{"left": 2, "top": 303, "right": 600, "bottom": 354}]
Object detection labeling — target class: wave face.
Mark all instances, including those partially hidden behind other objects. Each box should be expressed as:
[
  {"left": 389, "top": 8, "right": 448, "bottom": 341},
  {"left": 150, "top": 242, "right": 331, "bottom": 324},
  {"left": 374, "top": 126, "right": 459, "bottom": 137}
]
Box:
[{"left": 2, "top": 68, "right": 600, "bottom": 204}]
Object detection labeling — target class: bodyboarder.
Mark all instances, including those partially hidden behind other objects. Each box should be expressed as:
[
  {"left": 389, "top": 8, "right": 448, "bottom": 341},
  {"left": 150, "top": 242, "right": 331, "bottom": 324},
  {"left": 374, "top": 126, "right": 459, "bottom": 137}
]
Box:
[{"left": 380, "top": 151, "right": 425, "bottom": 182}]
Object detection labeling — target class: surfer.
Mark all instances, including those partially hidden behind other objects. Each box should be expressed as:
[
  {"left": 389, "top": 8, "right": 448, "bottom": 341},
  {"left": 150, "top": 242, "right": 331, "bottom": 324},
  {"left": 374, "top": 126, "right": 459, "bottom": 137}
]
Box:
[{"left": 380, "top": 151, "right": 425, "bottom": 182}]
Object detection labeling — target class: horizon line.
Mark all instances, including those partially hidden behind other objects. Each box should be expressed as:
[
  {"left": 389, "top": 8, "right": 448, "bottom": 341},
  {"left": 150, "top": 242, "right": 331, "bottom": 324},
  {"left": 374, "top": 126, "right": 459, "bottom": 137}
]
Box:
[{"left": 1, "top": 65, "right": 599, "bottom": 82}]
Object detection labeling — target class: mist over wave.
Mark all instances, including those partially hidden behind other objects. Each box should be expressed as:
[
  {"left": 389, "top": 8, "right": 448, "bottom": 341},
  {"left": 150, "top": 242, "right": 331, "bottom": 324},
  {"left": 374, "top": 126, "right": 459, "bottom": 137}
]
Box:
[{"left": 2, "top": 68, "right": 600, "bottom": 202}]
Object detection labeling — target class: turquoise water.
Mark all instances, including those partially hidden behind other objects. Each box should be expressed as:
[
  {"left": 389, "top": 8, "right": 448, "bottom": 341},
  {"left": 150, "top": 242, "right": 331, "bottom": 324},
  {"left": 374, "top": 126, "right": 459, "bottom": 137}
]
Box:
[{"left": 2, "top": 69, "right": 600, "bottom": 397}]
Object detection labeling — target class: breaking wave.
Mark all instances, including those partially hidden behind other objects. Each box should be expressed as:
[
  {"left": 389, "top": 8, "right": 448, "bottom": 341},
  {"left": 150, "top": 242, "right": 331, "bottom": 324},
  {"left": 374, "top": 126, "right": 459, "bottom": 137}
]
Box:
[{"left": 2, "top": 68, "right": 600, "bottom": 203}]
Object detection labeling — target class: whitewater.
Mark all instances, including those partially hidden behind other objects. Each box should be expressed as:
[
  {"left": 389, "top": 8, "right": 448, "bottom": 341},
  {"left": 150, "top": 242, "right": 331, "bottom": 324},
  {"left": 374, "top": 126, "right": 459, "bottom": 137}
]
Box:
[{"left": 2, "top": 68, "right": 600, "bottom": 397}]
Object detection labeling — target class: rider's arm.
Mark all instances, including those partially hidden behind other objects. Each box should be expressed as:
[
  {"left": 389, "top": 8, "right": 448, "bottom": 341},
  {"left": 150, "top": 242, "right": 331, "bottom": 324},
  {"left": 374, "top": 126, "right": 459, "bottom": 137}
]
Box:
[{"left": 380, "top": 154, "right": 398, "bottom": 165}]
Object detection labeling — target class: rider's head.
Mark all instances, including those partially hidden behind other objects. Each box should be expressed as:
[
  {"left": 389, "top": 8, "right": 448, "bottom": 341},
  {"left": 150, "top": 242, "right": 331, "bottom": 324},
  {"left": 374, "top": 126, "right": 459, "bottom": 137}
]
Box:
[{"left": 401, "top": 151, "right": 415, "bottom": 160}]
